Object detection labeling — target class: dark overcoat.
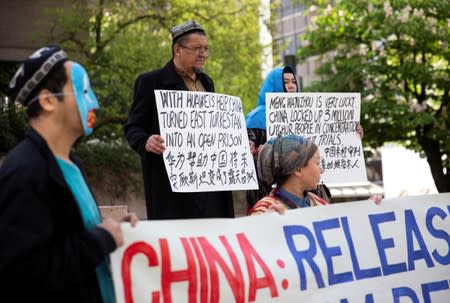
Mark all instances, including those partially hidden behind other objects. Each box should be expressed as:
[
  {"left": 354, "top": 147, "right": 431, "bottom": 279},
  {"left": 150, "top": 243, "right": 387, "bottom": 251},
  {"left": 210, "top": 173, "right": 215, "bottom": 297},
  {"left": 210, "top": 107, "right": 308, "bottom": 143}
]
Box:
[
  {"left": 0, "top": 128, "right": 116, "bottom": 302},
  {"left": 125, "top": 60, "right": 234, "bottom": 219}
]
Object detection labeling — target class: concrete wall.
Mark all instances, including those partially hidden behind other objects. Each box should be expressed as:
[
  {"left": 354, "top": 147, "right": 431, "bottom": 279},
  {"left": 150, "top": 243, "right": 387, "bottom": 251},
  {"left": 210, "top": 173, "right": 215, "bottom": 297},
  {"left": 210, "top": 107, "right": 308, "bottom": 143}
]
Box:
[{"left": 0, "top": 0, "right": 85, "bottom": 62}]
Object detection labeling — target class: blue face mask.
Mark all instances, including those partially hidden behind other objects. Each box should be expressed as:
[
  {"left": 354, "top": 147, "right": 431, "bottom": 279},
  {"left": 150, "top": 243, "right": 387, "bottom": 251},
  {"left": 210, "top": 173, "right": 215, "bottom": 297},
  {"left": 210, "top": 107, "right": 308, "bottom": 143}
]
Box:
[{"left": 71, "top": 62, "right": 99, "bottom": 136}]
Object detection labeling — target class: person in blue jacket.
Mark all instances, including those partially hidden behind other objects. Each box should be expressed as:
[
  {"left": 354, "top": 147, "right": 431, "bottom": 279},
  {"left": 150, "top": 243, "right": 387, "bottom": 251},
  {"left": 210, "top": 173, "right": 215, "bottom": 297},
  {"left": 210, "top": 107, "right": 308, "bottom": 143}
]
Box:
[
  {"left": 245, "top": 66, "right": 364, "bottom": 210},
  {"left": 245, "top": 65, "right": 299, "bottom": 210},
  {"left": 0, "top": 45, "right": 137, "bottom": 302}
]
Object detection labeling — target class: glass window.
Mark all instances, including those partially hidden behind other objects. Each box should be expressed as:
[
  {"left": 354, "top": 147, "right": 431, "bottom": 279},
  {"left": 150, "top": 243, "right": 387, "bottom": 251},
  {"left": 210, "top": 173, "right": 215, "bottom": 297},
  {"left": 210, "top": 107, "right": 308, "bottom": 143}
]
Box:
[{"left": 279, "top": 0, "right": 305, "bottom": 17}]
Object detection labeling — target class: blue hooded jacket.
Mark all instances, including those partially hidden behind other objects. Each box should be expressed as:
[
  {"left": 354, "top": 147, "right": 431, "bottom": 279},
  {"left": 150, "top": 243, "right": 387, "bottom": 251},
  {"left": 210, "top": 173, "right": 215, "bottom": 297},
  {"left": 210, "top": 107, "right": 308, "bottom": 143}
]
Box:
[{"left": 246, "top": 65, "right": 298, "bottom": 129}]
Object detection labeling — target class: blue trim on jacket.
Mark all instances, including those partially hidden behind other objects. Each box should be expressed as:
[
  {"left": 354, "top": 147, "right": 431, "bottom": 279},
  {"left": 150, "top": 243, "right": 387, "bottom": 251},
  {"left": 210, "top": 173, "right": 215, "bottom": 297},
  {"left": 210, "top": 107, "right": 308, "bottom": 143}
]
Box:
[
  {"left": 0, "top": 127, "right": 116, "bottom": 302},
  {"left": 246, "top": 65, "right": 298, "bottom": 129}
]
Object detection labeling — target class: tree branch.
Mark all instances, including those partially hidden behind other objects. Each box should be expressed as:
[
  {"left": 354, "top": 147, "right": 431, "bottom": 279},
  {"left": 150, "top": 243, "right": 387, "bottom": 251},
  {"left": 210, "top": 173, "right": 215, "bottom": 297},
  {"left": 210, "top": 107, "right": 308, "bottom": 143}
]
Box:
[
  {"left": 99, "top": 13, "right": 166, "bottom": 50},
  {"left": 94, "top": 0, "right": 105, "bottom": 49}
]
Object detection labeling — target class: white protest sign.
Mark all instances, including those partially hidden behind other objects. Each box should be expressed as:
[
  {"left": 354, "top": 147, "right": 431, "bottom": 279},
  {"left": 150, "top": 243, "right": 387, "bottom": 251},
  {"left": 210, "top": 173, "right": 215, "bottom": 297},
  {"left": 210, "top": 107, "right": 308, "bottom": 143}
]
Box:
[
  {"left": 111, "top": 193, "right": 450, "bottom": 303},
  {"left": 266, "top": 92, "right": 367, "bottom": 184},
  {"left": 155, "top": 90, "right": 258, "bottom": 192}
]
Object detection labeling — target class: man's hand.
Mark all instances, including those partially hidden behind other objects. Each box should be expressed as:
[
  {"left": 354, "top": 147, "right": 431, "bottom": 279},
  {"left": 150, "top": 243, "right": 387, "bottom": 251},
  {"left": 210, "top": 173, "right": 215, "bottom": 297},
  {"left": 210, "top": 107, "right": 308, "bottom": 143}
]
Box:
[
  {"left": 99, "top": 218, "right": 123, "bottom": 247},
  {"left": 145, "top": 135, "right": 166, "bottom": 154},
  {"left": 121, "top": 212, "right": 138, "bottom": 227},
  {"left": 99, "top": 212, "right": 138, "bottom": 248}
]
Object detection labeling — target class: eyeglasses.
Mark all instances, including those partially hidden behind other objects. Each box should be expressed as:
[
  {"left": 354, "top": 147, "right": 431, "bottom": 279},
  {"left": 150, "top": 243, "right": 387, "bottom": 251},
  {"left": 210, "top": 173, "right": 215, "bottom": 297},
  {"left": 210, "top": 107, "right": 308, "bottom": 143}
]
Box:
[{"left": 179, "top": 44, "right": 211, "bottom": 56}]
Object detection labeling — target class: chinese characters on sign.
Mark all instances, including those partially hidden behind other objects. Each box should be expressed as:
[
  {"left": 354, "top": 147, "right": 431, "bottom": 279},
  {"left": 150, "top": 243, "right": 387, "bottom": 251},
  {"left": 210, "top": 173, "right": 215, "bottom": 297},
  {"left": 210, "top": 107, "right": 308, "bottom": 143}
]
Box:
[
  {"left": 266, "top": 92, "right": 367, "bottom": 184},
  {"left": 155, "top": 90, "right": 258, "bottom": 192}
]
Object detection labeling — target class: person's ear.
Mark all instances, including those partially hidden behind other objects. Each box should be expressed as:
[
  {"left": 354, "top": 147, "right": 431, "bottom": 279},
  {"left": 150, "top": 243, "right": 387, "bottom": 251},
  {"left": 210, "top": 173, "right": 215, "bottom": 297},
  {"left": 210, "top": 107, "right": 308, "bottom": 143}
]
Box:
[
  {"left": 37, "top": 89, "right": 58, "bottom": 112},
  {"left": 293, "top": 168, "right": 302, "bottom": 178},
  {"left": 173, "top": 44, "right": 182, "bottom": 56}
]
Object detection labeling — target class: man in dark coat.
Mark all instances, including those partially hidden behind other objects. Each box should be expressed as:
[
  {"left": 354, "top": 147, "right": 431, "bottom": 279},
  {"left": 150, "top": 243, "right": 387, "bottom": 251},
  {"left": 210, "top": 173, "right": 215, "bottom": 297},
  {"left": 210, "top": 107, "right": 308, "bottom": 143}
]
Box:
[
  {"left": 0, "top": 45, "right": 137, "bottom": 302},
  {"left": 125, "top": 20, "right": 234, "bottom": 219}
]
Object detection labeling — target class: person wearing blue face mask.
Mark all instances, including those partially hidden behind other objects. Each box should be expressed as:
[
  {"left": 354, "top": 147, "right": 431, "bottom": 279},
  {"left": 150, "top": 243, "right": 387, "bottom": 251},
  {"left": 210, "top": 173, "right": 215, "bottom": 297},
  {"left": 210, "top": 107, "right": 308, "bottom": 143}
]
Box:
[{"left": 0, "top": 45, "right": 137, "bottom": 302}]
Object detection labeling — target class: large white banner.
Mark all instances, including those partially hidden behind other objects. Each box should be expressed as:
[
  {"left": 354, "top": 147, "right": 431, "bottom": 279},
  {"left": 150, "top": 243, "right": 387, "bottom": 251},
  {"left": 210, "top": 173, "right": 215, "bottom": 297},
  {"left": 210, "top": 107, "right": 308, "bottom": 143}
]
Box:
[
  {"left": 266, "top": 92, "right": 367, "bottom": 184},
  {"left": 111, "top": 193, "right": 450, "bottom": 303},
  {"left": 155, "top": 90, "right": 258, "bottom": 192}
]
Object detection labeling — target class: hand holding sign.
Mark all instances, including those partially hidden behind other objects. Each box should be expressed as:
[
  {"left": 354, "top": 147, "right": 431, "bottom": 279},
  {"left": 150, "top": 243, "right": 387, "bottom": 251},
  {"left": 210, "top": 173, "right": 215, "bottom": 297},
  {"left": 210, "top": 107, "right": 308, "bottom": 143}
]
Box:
[
  {"left": 145, "top": 134, "right": 166, "bottom": 154},
  {"left": 356, "top": 123, "right": 364, "bottom": 139},
  {"left": 154, "top": 90, "right": 258, "bottom": 192}
]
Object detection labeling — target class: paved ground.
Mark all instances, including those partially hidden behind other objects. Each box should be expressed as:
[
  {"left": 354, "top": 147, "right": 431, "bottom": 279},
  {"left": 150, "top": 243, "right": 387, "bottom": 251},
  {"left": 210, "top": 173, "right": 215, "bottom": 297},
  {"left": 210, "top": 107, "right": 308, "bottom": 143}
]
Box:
[
  {"left": 95, "top": 188, "right": 248, "bottom": 220},
  {"left": 0, "top": 156, "right": 248, "bottom": 219},
  {"left": 232, "top": 190, "right": 248, "bottom": 217}
]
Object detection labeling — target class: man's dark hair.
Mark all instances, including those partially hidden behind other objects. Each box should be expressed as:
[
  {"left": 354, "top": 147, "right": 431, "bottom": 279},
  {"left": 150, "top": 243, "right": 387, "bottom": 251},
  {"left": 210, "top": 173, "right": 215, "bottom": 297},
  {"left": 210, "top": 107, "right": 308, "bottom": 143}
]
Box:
[{"left": 26, "top": 63, "right": 67, "bottom": 118}]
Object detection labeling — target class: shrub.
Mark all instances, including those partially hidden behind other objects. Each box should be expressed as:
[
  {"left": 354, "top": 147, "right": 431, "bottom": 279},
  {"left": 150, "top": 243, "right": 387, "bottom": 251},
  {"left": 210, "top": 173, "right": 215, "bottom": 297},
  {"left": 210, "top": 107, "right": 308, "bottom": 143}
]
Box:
[{"left": 73, "top": 139, "right": 143, "bottom": 197}]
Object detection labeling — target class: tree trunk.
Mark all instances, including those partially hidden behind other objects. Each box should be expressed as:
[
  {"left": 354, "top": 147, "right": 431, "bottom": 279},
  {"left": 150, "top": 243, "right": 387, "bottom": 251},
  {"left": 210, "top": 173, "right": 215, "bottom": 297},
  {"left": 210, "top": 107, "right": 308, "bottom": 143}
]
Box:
[{"left": 417, "top": 134, "right": 450, "bottom": 193}]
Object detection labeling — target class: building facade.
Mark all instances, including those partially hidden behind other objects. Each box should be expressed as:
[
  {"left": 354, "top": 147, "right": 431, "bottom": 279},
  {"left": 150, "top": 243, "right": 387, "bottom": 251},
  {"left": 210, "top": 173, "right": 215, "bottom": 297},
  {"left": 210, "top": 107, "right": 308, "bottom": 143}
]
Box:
[
  {"left": 272, "top": 0, "right": 323, "bottom": 90},
  {"left": 0, "top": 0, "right": 87, "bottom": 62},
  {"left": 272, "top": 0, "right": 384, "bottom": 201}
]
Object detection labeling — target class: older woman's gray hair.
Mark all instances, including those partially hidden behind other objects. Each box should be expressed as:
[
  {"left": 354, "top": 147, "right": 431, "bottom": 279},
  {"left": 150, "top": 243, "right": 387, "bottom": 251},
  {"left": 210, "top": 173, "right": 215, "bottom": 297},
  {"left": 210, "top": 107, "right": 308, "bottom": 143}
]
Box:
[{"left": 257, "top": 134, "right": 318, "bottom": 187}]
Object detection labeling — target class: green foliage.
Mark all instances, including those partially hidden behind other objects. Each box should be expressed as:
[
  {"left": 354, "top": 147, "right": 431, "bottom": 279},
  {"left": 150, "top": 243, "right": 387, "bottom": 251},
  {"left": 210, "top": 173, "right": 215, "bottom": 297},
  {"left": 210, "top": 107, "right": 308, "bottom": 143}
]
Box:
[
  {"left": 0, "top": 62, "right": 27, "bottom": 156},
  {"left": 0, "top": 105, "right": 27, "bottom": 156},
  {"left": 73, "top": 139, "right": 142, "bottom": 196},
  {"left": 297, "top": 0, "right": 450, "bottom": 191},
  {"left": 42, "top": 0, "right": 262, "bottom": 139},
  {"left": 0, "top": 0, "right": 263, "bottom": 191}
]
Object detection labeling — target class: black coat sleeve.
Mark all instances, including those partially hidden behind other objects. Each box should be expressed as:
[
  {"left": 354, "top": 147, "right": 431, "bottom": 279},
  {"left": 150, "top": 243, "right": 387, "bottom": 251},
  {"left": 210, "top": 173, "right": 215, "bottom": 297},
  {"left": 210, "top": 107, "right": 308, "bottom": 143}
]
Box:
[
  {"left": 0, "top": 168, "right": 116, "bottom": 292},
  {"left": 124, "top": 73, "right": 157, "bottom": 158}
]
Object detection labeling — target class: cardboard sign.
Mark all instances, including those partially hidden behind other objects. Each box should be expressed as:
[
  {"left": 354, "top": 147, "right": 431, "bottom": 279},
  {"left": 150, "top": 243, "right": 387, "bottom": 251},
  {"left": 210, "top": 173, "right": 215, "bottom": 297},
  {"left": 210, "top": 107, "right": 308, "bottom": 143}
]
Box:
[
  {"left": 266, "top": 92, "right": 367, "bottom": 184},
  {"left": 155, "top": 90, "right": 258, "bottom": 192}
]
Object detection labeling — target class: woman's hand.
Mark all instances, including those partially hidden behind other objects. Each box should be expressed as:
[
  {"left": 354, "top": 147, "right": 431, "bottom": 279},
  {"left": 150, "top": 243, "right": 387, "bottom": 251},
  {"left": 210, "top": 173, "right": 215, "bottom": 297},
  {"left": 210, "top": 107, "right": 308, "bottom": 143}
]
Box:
[
  {"left": 356, "top": 124, "right": 364, "bottom": 139},
  {"left": 249, "top": 140, "right": 257, "bottom": 155},
  {"left": 267, "top": 203, "right": 286, "bottom": 215},
  {"left": 369, "top": 195, "right": 382, "bottom": 205}
]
